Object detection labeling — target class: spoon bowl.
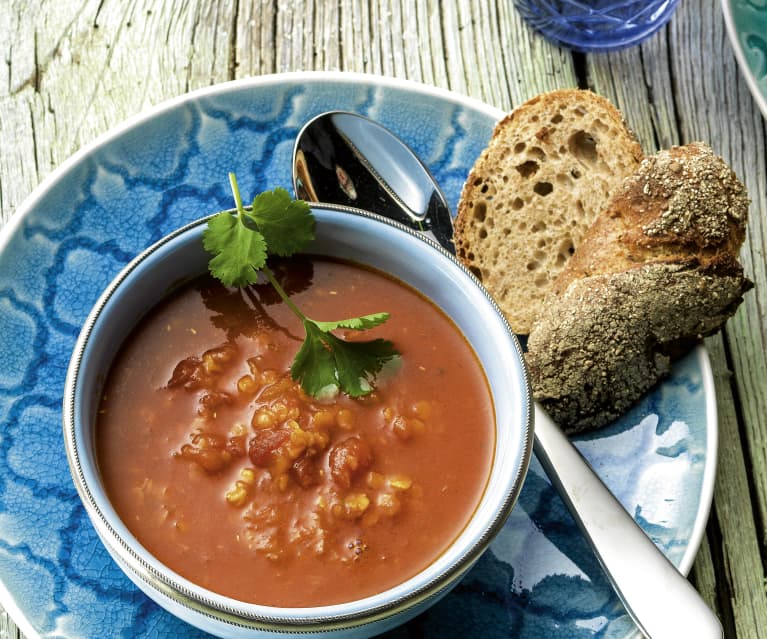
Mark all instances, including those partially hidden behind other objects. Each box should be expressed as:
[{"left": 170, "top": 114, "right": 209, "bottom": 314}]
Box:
[{"left": 294, "top": 111, "right": 455, "bottom": 251}]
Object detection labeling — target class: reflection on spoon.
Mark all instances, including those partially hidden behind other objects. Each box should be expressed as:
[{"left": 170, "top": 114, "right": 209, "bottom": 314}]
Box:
[
  {"left": 293, "top": 111, "right": 455, "bottom": 252},
  {"left": 292, "top": 111, "right": 723, "bottom": 639}
]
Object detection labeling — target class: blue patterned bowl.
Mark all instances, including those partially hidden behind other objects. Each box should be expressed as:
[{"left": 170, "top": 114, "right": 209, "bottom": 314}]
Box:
[
  {"left": 513, "top": 0, "right": 680, "bottom": 52},
  {"left": 62, "top": 204, "right": 533, "bottom": 638}
]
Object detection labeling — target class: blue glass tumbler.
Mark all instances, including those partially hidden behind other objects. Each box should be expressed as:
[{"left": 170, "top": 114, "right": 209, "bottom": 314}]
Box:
[{"left": 513, "top": 0, "right": 681, "bottom": 52}]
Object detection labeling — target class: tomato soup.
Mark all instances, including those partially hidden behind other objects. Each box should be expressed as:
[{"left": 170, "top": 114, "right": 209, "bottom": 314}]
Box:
[{"left": 97, "top": 256, "right": 494, "bottom": 607}]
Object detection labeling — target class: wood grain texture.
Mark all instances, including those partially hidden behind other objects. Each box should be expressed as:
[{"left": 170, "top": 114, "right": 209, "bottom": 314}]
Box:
[
  {"left": 0, "top": 611, "right": 21, "bottom": 639},
  {"left": 1, "top": 1, "right": 765, "bottom": 637}
]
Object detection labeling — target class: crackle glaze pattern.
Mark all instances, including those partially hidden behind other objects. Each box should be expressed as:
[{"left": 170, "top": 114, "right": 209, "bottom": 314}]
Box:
[{"left": 0, "top": 73, "right": 714, "bottom": 639}]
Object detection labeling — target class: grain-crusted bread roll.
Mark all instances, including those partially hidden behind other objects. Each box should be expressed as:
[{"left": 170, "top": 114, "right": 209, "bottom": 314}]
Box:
[
  {"left": 454, "top": 89, "right": 643, "bottom": 334},
  {"left": 526, "top": 142, "right": 752, "bottom": 434}
]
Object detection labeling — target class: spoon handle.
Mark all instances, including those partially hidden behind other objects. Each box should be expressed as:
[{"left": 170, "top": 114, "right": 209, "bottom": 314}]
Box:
[{"left": 532, "top": 404, "right": 723, "bottom": 639}]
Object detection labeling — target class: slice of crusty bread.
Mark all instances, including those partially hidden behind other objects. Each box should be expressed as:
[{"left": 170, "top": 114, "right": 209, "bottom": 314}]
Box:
[
  {"left": 526, "top": 142, "right": 752, "bottom": 434},
  {"left": 454, "top": 89, "right": 643, "bottom": 334}
]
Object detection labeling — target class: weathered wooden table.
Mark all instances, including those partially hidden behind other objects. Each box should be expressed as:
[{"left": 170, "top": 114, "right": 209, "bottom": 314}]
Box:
[{"left": 1, "top": 1, "right": 765, "bottom": 637}]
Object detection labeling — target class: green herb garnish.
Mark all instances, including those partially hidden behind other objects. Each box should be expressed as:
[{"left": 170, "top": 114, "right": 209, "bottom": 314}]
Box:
[{"left": 203, "top": 173, "right": 399, "bottom": 398}]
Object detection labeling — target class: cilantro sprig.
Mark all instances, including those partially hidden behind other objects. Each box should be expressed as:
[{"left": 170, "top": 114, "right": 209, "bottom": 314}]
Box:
[{"left": 203, "top": 173, "right": 399, "bottom": 398}]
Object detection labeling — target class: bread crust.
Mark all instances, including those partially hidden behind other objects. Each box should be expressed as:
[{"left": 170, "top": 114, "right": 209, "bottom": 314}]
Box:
[
  {"left": 454, "top": 89, "right": 643, "bottom": 334},
  {"left": 554, "top": 142, "right": 749, "bottom": 293},
  {"left": 526, "top": 143, "right": 752, "bottom": 434}
]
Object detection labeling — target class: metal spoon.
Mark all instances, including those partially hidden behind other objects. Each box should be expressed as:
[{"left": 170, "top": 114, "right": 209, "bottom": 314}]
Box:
[
  {"left": 293, "top": 111, "right": 455, "bottom": 252},
  {"left": 292, "top": 111, "right": 723, "bottom": 639}
]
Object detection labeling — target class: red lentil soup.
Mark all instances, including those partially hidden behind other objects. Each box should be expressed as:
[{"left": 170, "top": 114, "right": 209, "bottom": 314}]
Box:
[{"left": 97, "top": 256, "right": 494, "bottom": 607}]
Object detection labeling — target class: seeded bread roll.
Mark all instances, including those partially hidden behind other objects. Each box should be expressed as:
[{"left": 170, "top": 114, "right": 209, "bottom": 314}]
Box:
[
  {"left": 454, "top": 89, "right": 643, "bottom": 334},
  {"left": 526, "top": 142, "right": 752, "bottom": 434}
]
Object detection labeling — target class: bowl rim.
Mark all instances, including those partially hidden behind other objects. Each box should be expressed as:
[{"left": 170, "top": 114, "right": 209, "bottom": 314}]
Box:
[{"left": 62, "top": 202, "right": 534, "bottom": 632}]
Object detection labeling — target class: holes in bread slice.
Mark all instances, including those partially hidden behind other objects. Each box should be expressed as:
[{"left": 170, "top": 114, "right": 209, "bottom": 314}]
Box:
[
  {"left": 534, "top": 181, "right": 553, "bottom": 196},
  {"left": 569, "top": 130, "right": 598, "bottom": 165},
  {"left": 555, "top": 238, "right": 575, "bottom": 266},
  {"left": 515, "top": 160, "right": 539, "bottom": 178}
]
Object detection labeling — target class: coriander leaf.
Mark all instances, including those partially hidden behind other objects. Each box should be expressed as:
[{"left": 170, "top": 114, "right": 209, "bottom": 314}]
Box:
[
  {"left": 291, "top": 321, "right": 399, "bottom": 398},
  {"left": 203, "top": 211, "right": 267, "bottom": 287},
  {"left": 325, "top": 332, "right": 399, "bottom": 398},
  {"left": 291, "top": 321, "right": 341, "bottom": 397},
  {"left": 248, "top": 188, "right": 314, "bottom": 256},
  {"left": 313, "top": 312, "right": 391, "bottom": 332}
]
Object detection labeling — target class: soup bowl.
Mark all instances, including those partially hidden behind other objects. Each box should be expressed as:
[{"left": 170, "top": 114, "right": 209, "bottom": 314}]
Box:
[{"left": 63, "top": 203, "right": 533, "bottom": 638}]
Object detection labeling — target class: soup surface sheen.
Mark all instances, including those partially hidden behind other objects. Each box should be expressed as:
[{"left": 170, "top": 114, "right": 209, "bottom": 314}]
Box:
[{"left": 97, "top": 256, "right": 494, "bottom": 607}]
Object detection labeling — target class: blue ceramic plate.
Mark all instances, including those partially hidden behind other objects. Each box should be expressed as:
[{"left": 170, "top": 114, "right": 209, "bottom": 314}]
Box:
[
  {"left": 723, "top": 0, "right": 767, "bottom": 120},
  {"left": 0, "top": 72, "right": 716, "bottom": 639}
]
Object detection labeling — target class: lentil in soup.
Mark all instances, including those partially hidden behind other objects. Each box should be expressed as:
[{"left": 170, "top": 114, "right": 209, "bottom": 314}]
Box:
[{"left": 97, "top": 256, "right": 494, "bottom": 607}]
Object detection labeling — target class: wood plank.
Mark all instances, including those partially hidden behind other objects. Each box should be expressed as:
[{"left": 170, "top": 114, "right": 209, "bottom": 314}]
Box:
[
  {"left": 706, "top": 334, "right": 766, "bottom": 639},
  {"left": 704, "top": 5, "right": 765, "bottom": 637},
  {"left": 589, "top": 5, "right": 767, "bottom": 636},
  {"left": 0, "top": 611, "right": 21, "bottom": 639},
  {"left": 584, "top": 15, "right": 734, "bottom": 632},
  {"left": 488, "top": 4, "right": 579, "bottom": 106},
  {"left": 587, "top": 39, "right": 681, "bottom": 153},
  {"left": 690, "top": 535, "right": 723, "bottom": 623},
  {"left": 671, "top": 6, "right": 767, "bottom": 637},
  {"left": 235, "top": 0, "right": 277, "bottom": 76}
]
